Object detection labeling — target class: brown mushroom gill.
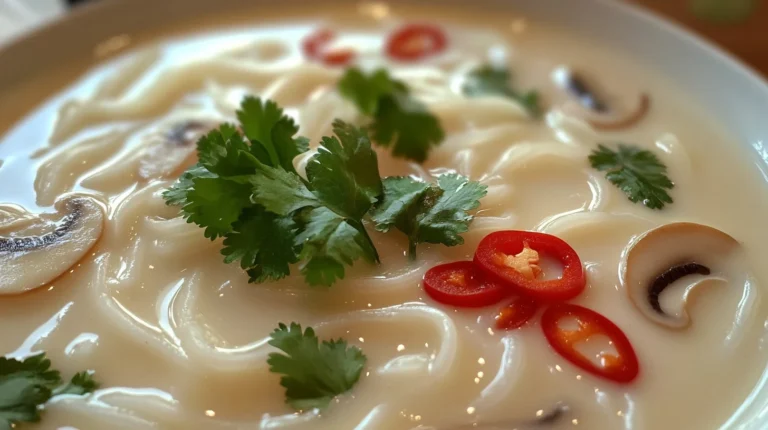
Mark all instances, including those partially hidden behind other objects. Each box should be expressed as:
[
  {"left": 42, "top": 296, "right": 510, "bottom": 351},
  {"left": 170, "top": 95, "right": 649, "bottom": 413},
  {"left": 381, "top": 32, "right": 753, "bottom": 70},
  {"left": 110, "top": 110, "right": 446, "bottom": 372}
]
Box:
[
  {"left": 137, "top": 120, "right": 211, "bottom": 180},
  {"left": 648, "top": 263, "right": 711, "bottom": 314},
  {"left": 620, "top": 222, "right": 742, "bottom": 329},
  {"left": 168, "top": 120, "right": 208, "bottom": 145},
  {"left": 556, "top": 68, "right": 609, "bottom": 114},
  {"left": 0, "top": 195, "right": 104, "bottom": 295}
]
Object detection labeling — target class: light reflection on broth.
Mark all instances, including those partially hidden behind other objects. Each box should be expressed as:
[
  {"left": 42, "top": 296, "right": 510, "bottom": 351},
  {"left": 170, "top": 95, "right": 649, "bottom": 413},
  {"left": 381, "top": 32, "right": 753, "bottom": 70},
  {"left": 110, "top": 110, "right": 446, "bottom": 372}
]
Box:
[{"left": 1, "top": 4, "right": 768, "bottom": 430}]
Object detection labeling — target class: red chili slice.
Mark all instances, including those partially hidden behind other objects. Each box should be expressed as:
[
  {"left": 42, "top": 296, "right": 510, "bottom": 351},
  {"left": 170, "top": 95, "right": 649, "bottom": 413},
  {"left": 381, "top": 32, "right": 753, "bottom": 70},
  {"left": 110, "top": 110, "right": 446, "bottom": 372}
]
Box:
[
  {"left": 385, "top": 24, "right": 447, "bottom": 62},
  {"left": 423, "top": 261, "right": 506, "bottom": 308},
  {"left": 541, "top": 303, "right": 639, "bottom": 383},
  {"left": 319, "top": 49, "right": 356, "bottom": 66},
  {"left": 474, "top": 231, "right": 585, "bottom": 302},
  {"left": 302, "top": 29, "right": 334, "bottom": 57},
  {"left": 495, "top": 295, "right": 539, "bottom": 330},
  {"left": 301, "top": 28, "right": 356, "bottom": 67}
]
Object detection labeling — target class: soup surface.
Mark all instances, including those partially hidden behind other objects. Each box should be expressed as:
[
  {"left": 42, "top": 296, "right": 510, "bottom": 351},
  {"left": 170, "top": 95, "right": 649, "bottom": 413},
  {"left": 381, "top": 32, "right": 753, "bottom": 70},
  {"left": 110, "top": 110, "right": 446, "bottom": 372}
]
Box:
[{"left": 1, "top": 4, "right": 768, "bottom": 430}]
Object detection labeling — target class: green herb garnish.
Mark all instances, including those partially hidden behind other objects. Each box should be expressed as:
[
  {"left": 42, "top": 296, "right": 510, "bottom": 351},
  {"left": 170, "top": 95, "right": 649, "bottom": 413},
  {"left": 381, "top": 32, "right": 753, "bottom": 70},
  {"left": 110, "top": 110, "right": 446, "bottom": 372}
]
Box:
[
  {"left": 237, "top": 96, "right": 310, "bottom": 175},
  {"left": 250, "top": 120, "right": 383, "bottom": 286},
  {"left": 165, "top": 97, "right": 483, "bottom": 286},
  {"left": 462, "top": 65, "right": 541, "bottom": 117},
  {"left": 267, "top": 323, "right": 366, "bottom": 411},
  {"left": 164, "top": 97, "right": 308, "bottom": 281},
  {"left": 52, "top": 371, "right": 99, "bottom": 397},
  {"left": 1, "top": 353, "right": 99, "bottom": 430},
  {"left": 338, "top": 68, "right": 444, "bottom": 163},
  {"left": 371, "top": 174, "right": 487, "bottom": 258},
  {"left": 589, "top": 144, "right": 674, "bottom": 210}
]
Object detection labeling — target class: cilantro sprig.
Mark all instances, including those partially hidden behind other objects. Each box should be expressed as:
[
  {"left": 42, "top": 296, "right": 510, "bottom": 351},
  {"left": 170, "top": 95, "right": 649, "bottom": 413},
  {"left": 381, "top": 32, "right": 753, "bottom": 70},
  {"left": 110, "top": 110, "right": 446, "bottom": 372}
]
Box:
[
  {"left": 165, "top": 96, "right": 484, "bottom": 287},
  {"left": 165, "top": 97, "right": 308, "bottom": 282},
  {"left": 462, "top": 65, "right": 541, "bottom": 117},
  {"left": 1, "top": 353, "right": 99, "bottom": 430},
  {"left": 267, "top": 323, "right": 366, "bottom": 410},
  {"left": 589, "top": 144, "right": 674, "bottom": 210},
  {"left": 250, "top": 120, "right": 383, "bottom": 286},
  {"left": 371, "top": 174, "right": 487, "bottom": 258},
  {"left": 338, "top": 68, "right": 445, "bottom": 163},
  {"left": 165, "top": 98, "right": 384, "bottom": 286}
]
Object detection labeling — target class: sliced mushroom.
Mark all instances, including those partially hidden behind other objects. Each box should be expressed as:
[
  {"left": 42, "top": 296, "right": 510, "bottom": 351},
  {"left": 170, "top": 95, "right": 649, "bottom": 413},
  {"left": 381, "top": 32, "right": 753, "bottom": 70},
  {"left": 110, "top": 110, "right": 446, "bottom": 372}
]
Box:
[
  {"left": 552, "top": 67, "right": 649, "bottom": 131},
  {"left": 587, "top": 93, "right": 650, "bottom": 131},
  {"left": 0, "top": 195, "right": 105, "bottom": 295},
  {"left": 137, "top": 120, "right": 211, "bottom": 180},
  {"left": 553, "top": 67, "right": 608, "bottom": 113},
  {"left": 620, "top": 222, "right": 742, "bottom": 329}
]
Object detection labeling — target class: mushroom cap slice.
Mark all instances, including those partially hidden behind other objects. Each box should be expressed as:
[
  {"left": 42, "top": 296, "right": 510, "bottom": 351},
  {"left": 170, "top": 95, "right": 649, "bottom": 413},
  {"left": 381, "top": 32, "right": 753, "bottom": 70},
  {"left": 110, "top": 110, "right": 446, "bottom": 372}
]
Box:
[
  {"left": 619, "top": 222, "right": 742, "bottom": 329},
  {"left": 0, "top": 195, "right": 105, "bottom": 295}
]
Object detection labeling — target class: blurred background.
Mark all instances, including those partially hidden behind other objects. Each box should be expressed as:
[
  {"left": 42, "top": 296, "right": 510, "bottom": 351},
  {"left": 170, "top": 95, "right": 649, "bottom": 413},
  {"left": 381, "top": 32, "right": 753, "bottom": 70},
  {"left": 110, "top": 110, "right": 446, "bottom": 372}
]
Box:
[
  {"left": 634, "top": 0, "right": 767, "bottom": 75},
  {"left": 1, "top": 0, "right": 766, "bottom": 75}
]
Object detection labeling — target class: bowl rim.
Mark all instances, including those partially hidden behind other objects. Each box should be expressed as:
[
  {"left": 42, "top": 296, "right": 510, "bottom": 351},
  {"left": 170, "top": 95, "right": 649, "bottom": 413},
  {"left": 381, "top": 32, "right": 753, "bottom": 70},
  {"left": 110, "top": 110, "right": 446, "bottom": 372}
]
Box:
[
  {"left": 1, "top": 0, "right": 767, "bottom": 90},
  {"left": 599, "top": 0, "right": 768, "bottom": 91}
]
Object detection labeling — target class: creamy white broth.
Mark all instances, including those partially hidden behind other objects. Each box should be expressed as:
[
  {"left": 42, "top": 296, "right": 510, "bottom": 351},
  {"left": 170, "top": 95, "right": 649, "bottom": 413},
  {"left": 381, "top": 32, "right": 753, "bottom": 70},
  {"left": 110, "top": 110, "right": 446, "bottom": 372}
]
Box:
[{"left": 1, "top": 4, "right": 768, "bottom": 430}]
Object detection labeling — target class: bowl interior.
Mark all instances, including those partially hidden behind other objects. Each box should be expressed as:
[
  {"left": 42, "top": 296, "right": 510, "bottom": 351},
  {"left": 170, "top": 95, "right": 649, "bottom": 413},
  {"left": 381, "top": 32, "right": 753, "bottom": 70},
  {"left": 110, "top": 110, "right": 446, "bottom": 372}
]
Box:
[{"left": 0, "top": 0, "right": 767, "bottom": 428}]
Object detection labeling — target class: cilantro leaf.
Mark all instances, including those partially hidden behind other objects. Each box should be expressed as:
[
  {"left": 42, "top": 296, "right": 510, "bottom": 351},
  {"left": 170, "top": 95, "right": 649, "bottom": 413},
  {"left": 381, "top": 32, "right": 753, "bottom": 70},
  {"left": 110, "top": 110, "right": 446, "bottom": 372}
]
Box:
[
  {"left": 338, "top": 68, "right": 444, "bottom": 163},
  {"left": 338, "top": 68, "right": 405, "bottom": 116},
  {"left": 368, "top": 176, "right": 430, "bottom": 234},
  {"left": 168, "top": 98, "right": 381, "bottom": 287},
  {"left": 297, "top": 207, "right": 378, "bottom": 286},
  {"left": 52, "top": 372, "right": 99, "bottom": 397},
  {"left": 0, "top": 354, "right": 60, "bottom": 385},
  {"left": 371, "top": 173, "right": 487, "bottom": 258},
  {"left": 250, "top": 162, "right": 318, "bottom": 215},
  {"left": 182, "top": 177, "right": 253, "bottom": 240},
  {"left": 370, "top": 94, "right": 444, "bottom": 163},
  {"left": 306, "top": 120, "right": 383, "bottom": 219},
  {"left": 462, "top": 65, "right": 541, "bottom": 117},
  {"left": 237, "top": 96, "right": 308, "bottom": 174},
  {"left": 419, "top": 174, "right": 488, "bottom": 245},
  {"left": 0, "top": 381, "right": 50, "bottom": 430},
  {"left": 589, "top": 144, "right": 674, "bottom": 210},
  {"left": 196, "top": 124, "right": 258, "bottom": 177},
  {"left": 166, "top": 95, "right": 485, "bottom": 288},
  {"left": 167, "top": 124, "right": 260, "bottom": 239},
  {"left": 165, "top": 95, "right": 309, "bottom": 221},
  {"left": 1, "top": 354, "right": 98, "bottom": 430},
  {"left": 267, "top": 323, "right": 366, "bottom": 411},
  {"left": 251, "top": 120, "right": 382, "bottom": 286},
  {"left": 222, "top": 207, "right": 299, "bottom": 283},
  {"left": 165, "top": 96, "right": 312, "bottom": 275},
  {"left": 162, "top": 164, "right": 213, "bottom": 207},
  {"left": 0, "top": 355, "right": 58, "bottom": 429}
]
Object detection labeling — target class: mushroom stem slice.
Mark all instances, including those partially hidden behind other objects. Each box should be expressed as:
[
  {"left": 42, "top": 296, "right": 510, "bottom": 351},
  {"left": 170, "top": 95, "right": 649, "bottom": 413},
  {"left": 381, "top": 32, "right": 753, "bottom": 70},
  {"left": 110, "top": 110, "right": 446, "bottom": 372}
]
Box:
[
  {"left": 0, "top": 195, "right": 105, "bottom": 295},
  {"left": 587, "top": 93, "right": 650, "bottom": 131},
  {"left": 619, "top": 222, "right": 741, "bottom": 329}
]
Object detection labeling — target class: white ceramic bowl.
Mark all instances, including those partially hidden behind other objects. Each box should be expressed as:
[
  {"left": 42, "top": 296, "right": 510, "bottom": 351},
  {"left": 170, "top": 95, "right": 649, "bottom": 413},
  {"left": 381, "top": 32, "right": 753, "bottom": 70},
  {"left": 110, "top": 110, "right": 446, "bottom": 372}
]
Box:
[{"left": 1, "top": 0, "right": 767, "bottom": 428}]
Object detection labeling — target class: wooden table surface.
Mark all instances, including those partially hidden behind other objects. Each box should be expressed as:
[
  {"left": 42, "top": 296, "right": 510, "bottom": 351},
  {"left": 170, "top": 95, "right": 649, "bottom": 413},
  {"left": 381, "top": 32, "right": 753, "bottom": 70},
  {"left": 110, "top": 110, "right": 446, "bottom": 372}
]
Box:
[{"left": 633, "top": 0, "right": 768, "bottom": 76}]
